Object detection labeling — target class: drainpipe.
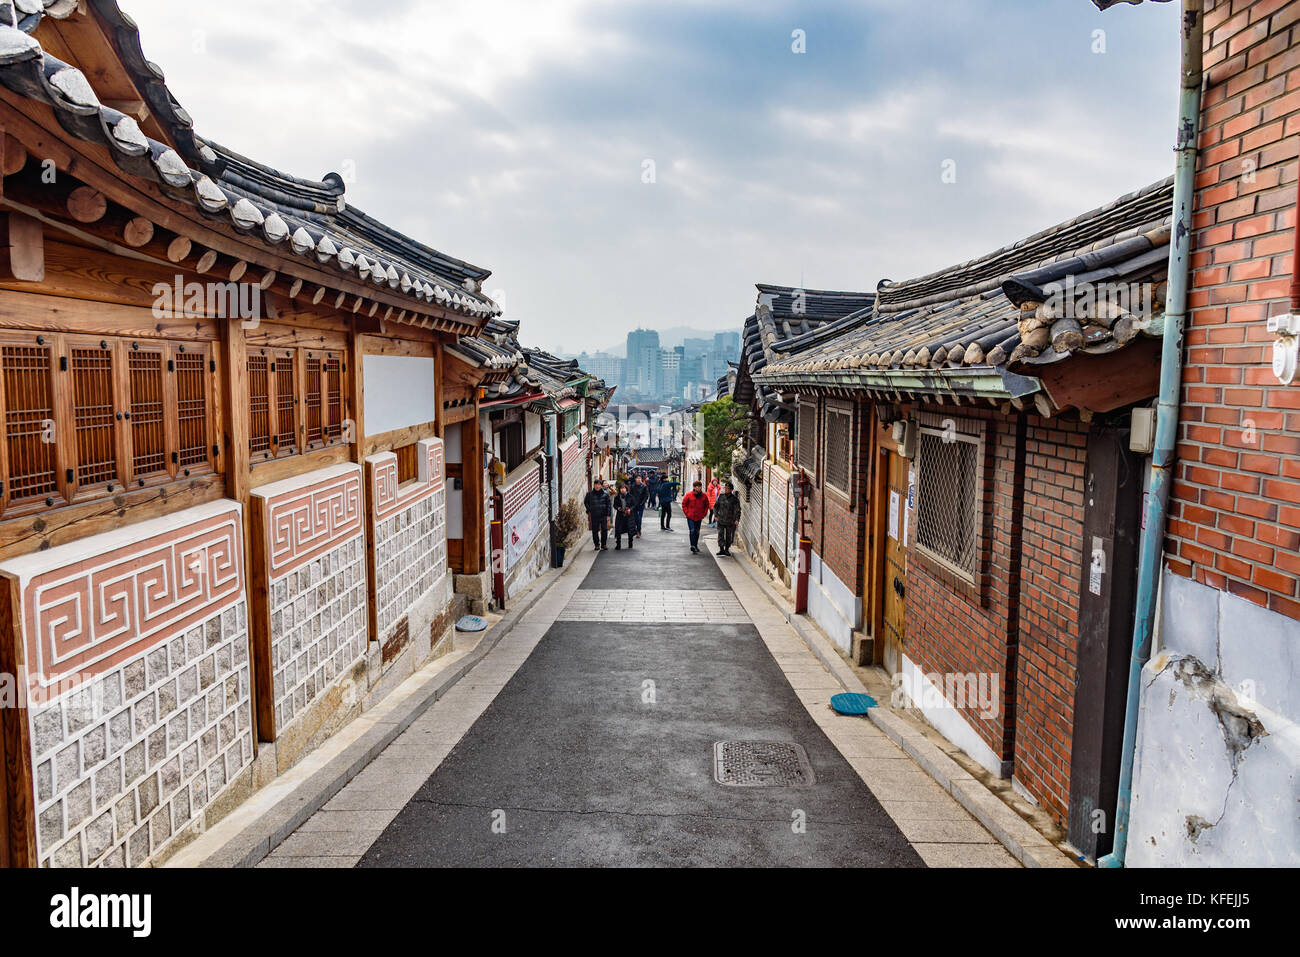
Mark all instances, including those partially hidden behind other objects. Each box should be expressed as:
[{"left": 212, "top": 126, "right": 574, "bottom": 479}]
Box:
[{"left": 1099, "top": 0, "right": 1202, "bottom": 869}]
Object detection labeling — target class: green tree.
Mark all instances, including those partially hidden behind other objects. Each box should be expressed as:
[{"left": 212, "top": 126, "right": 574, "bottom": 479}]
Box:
[{"left": 698, "top": 396, "right": 748, "bottom": 476}]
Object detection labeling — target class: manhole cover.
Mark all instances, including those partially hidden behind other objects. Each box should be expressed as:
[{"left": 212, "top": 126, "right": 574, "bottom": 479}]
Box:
[{"left": 713, "top": 741, "right": 815, "bottom": 787}]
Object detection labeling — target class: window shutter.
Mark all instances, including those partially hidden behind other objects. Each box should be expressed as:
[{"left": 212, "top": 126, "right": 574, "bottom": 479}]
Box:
[
  {"left": 128, "top": 346, "right": 168, "bottom": 481},
  {"left": 304, "top": 352, "right": 323, "bottom": 448},
  {"left": 1, "top": 341, "right": 59, "bottom": 508},
  {"left": 70, "top": 343, "right": 118, "bottom": 491},
  {"left": 274, "top": 351, "right": 296, "bottom": 456},
  {"left": 174, "top": 347, "right": 209, "bottom": 469},
  {"left": 325, "top": 352, "right": 344, "bottom": 443},
  {"left": 248, "top": 353, "right": 271, "bottom": 458}
]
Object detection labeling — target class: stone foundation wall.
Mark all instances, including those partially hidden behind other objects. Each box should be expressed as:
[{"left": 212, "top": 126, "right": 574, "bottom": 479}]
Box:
[
  {"left": 252, "top": 465, "right": 369, "bottom": 757},
  {"left": 0, "top": 500, "right": 254, "bottom": 868}
]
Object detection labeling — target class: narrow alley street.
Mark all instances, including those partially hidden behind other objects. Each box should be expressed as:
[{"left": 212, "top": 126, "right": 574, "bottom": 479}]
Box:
[{"left": 259, "top": 524, "right": 1016, "bottom": 868}]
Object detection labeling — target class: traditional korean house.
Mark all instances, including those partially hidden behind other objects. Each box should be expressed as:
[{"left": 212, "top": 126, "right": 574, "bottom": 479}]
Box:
[
  {"left": 756, "top": 178, "right": 1175, "bottom": 860},
  {"left": 729, "top": 285, "right": 875, "bottom": 591},
  {"left": 446, "top": 325, "right": 606, "bottom": 606},
  {"left": 0, "top": 3, "right": 499, "bottom": 867}
]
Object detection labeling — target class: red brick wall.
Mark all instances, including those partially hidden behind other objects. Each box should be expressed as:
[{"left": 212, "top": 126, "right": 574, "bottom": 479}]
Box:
[
  {"left": 901, "top": 405, "right": 1024, "bottom": 764},
  {"left": 1170, "top": 0, "right": 1300, "bottom": 620},
  {"left": 801, "top": 396, "right": 868, "bottom": 595},
  {"left": 1014, "top": 417, "right": 1088, "bottom": 825}
]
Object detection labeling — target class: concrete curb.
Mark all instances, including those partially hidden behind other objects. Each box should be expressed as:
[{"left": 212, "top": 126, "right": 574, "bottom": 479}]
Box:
[
  {"left": 727, "top": 546, "right": 1077, "bottom": 869},
  {"left": 190, "top": 543, "right": 591, "bottom": 868}
]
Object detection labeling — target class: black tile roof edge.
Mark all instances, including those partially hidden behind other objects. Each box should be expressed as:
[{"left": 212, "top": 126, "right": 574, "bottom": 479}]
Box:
[
  {"left": 0, "top": 1, "right": 499, "bottom": 318},
  {"left": 876, "top": 176, "right": 1174, "bottom": 314}
]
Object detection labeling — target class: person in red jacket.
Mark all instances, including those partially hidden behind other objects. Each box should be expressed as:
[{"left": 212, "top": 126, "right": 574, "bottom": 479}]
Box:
[{"left": 680, "top": 480, "right": 711, "bottom": 554}]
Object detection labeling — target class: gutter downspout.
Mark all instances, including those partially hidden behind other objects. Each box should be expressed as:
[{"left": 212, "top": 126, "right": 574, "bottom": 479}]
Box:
[{"left": 1100, "top": 0, "right": 1203, "bottom": 869}]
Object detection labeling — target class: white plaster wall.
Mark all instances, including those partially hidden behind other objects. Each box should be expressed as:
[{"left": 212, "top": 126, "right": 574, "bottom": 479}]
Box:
[
  {"left": 806, "top": 551, "right": 861, "bottom": 653},
  {"left": 898, "top": 653, "right": 1007, "bottom": 778},
  {"left": 1128, "top": 570, "right": 1300, "bottom": 867}
]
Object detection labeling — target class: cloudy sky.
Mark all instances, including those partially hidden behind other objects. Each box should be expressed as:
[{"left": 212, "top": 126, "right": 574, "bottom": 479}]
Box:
[{"left": 119, "top": 0, "right": 1180, "bottom": 354}]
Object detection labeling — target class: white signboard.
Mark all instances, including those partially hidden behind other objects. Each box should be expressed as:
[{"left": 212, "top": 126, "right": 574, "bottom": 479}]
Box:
[
  {"left": 363, "top": 355, "right": 437, "bottom": 435},
  {"left": 888, "top": 490, "right": 900, "bottom": 542},
  {"left": 506, "top": 493, "right": 539, "bottom": 569}
]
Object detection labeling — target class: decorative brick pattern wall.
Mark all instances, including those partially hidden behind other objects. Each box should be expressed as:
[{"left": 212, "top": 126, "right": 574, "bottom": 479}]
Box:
[
  {"left": 1014, "top": 417, "right": 1088, "bottom": 824},
  {"left": 253, "top": 465, "right": 368, "bottom": 737},
  {"left": 1171, "top": 0, "right": 1300, "bottom": 619},
  {"left": 369, "top": 439, "right": 448, "bottom": 644},
  {"left": 0, "top": 500, "right": 254, "bottom": 867}
]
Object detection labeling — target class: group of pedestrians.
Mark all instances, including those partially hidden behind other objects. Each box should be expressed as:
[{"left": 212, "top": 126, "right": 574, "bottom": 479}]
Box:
[{"left": 582, "top": 472, "right": 742, "bottom": 558}]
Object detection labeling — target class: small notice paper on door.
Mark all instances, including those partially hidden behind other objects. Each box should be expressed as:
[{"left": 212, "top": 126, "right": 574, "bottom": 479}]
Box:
[{"left": 888, "top": 490, "right": 900, "bottom": 542}]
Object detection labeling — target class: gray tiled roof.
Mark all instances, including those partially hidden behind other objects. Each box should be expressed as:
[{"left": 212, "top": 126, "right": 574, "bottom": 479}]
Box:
[
  {"left": 0, "top": 1, "right": 500, "bottom": 322},
  {"left": 759, "top": 178, "right": 1173, "bottom": 388}
]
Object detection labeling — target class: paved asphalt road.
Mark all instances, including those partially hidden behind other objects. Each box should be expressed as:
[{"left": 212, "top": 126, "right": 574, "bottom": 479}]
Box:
[{"left": 357, "top": 519, "right": 923, "bottom": 867}]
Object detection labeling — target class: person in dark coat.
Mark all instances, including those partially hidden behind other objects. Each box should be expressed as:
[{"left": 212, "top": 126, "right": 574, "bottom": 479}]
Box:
[
  {"left": 612, "top": 483, "right": 635, "bottom": 550},
  {"left": 584, "top": 479, "right": 612, "bottom": 550},
  {"left": 714, "top": 481, "right": 742, "bottom": 556},
  {"left": 646, "top": 472, "right": 659, "bottom": 510},
  {"left": 628, "top": 474, "right": 650, "bottom": 539},
  {"left": 657, "top": 473, "right": 679, "bottom": 530}
]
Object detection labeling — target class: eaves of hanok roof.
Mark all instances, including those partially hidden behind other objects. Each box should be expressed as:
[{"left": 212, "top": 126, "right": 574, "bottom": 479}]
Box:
[
  {"left": 0, "top": 2, "right": 499, "bottom": 335},
  {"left": 447, "top": 317, "right": 524, "bottom": 380},
  {"left": 739, "top": 283, "right": 877, "bottom": 424},
  {"left": 758, "top": 178, "right": 1175, "bottom": 414}
]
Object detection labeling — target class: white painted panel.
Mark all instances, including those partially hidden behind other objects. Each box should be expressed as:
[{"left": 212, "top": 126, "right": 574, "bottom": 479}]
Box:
[
  {"left": 525, "top": 412, "right": 542, "bottom": 451},
  {"left": 363, "top": 355, "right": 437, "bottom": 435},
  {"left": 446, "top": 486, "right": 464, "bottom": 538},
  {"left": 445, "top": 425, "right": 463, "bottom": 464}
]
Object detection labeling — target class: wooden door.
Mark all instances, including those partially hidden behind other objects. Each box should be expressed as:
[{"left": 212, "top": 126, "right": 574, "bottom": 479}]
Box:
[
  {"left": 447, "top": 421, "right": 465, "bottom": 572},
  {"left": 881, "top": 447, "right": 909, "bottom": 662}
]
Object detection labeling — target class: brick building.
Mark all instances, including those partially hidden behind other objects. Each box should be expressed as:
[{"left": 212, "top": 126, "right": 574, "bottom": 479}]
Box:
[
  {"left": 1123, "top": 0, "right": 1300, "bottom": 867},
  {"left": 754, "top": 180, "right": 1175, "bottom": 859}
]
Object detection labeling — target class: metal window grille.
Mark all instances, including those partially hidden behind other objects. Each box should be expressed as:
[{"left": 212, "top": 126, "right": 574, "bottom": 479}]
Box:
[
  {"left": 914, "top": 423, "right": 982, "bottom": 581},
  {"left": 797, "top": 401, "right": 817, "bottom": 474},
  {"left": 824, "top": 405, "right": 852, "bottom": 495}
]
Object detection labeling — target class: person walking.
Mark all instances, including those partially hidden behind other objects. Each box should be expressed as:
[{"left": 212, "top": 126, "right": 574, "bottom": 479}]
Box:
[
  {"left": 612, "top": 483, "right": 635, "bottom": 550},
  {"left": 628, "top": 474, "right": 649, "bottom": 539},
  {"left": 680, "top": 480, "right": 710, "bottom": 554},
  {"left": 657, "top": 472, "right": 678, "bottom": 530},
  {"left": 706, "top": 477, "right": 721, "bottom": 526},
  {"left": 584, "top": 479, "right": 612, "bottom": 551},
  {"left": 646, "top": 472, "right": 659, "bottom": 511},
  {"left": 714, "top": 481, "right": 742, "bottom": 556}
]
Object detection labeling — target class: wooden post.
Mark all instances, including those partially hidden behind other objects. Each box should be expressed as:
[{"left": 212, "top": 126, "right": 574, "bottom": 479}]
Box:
[
  {"left": 247, "top": 502, "right": 276, "bottom": 744},
  {"left": 220, "top": 316, "right": 261, "bottom": 749},
  {"left": 349, "top": 321, "right": 366, "bottom": 465},
  {"left": 463, "top": 405, "right": 485, "bottom": 575},
  {"left": 0, "top": 573, "right": 36, "bottom": 867}
]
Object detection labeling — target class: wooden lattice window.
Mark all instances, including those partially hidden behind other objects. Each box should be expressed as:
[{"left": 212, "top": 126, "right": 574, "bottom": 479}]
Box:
[
  {"left": 797, "top": 399, "right": 817, "bottom": 475},
  {"left": 128, "top": 346, "right": 168, "bottom": 482},
  {"left": 248, "top": 353, "right": 271, "bottom": 458},
  {"left": 274, "top": 351, "right": 297, "bottom": 457},
  {"left": 304, "top": 352, "right": 323, "bottom": 448},
  {"left": 248, "top": 346, "right": 348, "bottom": 464},
  {"left": 174, "top": 348, "right": 209, "bottom": 470},
  {"left": 824, "top": 403, "right": 853, "bottom": 496},
  {"left": 69, "top": 341, "right": 118, "bottom": 493},
  {"left": 0, "top": 333, "right": 214, "bottom": 517},
  {"left": 0, "top": 340, "right": 59, "bottom": 510},
  {"left": 325, "top": 354, "right": 344, "bottom": 442}
]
